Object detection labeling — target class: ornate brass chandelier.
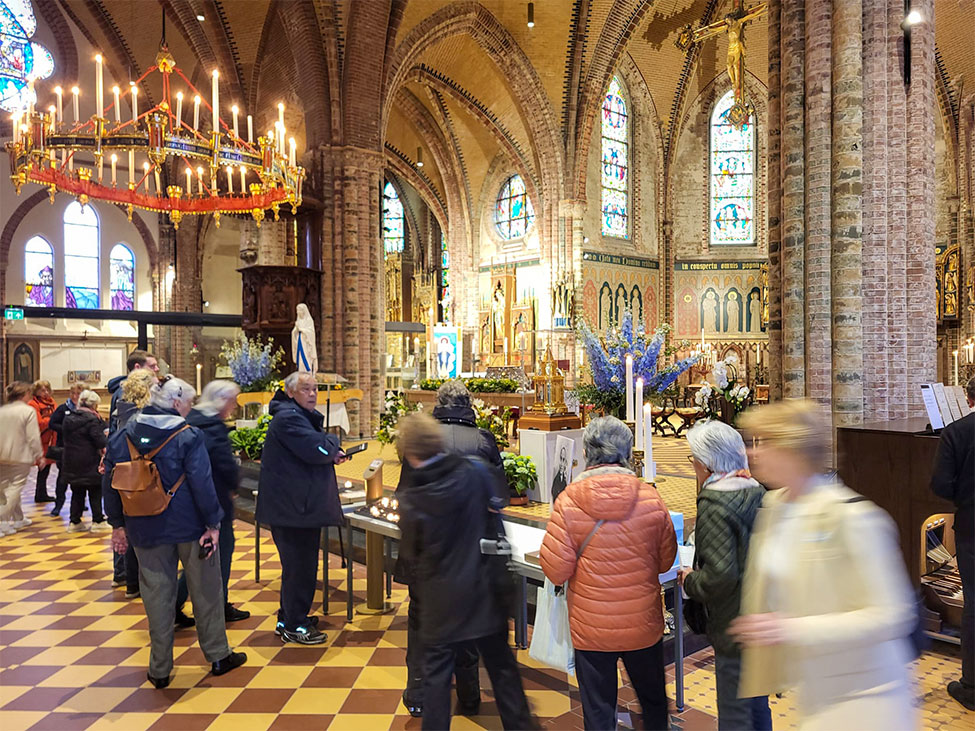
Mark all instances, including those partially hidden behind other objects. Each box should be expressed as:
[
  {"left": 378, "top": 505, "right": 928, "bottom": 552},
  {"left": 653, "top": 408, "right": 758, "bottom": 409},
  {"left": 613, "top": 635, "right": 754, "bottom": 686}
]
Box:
[{"left": 6, "top": 42, "right": 303, "bottom": 230}]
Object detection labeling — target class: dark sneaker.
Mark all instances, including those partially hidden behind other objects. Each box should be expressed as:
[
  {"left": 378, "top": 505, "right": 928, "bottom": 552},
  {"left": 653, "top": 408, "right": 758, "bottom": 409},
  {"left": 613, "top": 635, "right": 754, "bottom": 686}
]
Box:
[
  {"left": 458, "top": 700, "right": 480, "bottom": 716},
  {"left": 275, "top": 616, "right": 317, "bottom": 636},
  {"left": 49, "top": 503, "right": 63, "bottom": 517},
  {"left": 125, "top": 589, "right": 140, "bottom": 599},
  {"left": 403, "top": 691, "right": 423, "bottom": 718},
  {"left": 225, "top": 604, "right": 251, "bottom": 622},
  {"left": 947, "top": 681, "right": 975, "bottom": 711},
  {"left": 175, "top": 611, "right": 195, "bottom": 629},
  {"left": 280, "top": 625, "right": 327, "bottom": 645},
  {"left": 34, "top": 495, "right": 55, "bottom": 503},
  {"left": 147, "top": 672, "right": 170, "bottom": 689},
  {"left": 211, "top": 651, "right": 247, "bottom": 676}
]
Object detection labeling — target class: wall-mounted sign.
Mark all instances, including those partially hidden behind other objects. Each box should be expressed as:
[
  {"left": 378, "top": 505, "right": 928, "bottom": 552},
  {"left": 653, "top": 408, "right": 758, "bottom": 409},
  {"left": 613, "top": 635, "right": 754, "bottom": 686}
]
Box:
[{"left": 4, "top": 307, "right": 24, "bottom": 320}]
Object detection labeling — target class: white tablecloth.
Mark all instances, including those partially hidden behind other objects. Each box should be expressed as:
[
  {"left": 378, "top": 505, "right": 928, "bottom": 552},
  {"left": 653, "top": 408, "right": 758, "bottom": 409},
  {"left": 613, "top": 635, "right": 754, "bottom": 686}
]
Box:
[{"left": 315, "top": 402, "right": 351, "bottom": 434}]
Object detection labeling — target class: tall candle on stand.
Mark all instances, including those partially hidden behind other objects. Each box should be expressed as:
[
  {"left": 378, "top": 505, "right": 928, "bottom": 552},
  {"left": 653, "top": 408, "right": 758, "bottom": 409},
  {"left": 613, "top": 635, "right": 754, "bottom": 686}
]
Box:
[
  {"left": 643, "top": 403, "right": 654, "bottom": 480},
  {"left": 634, "top": 378, "right": 644, "bottom": 448},
  {"left": 94, "top": 54, "right": 104, "bottom": 116},
  {"left": 625, "top": 354, "right": 634, "bottom": 422},
  {"left": 211, "top": 70, "right": 220, "bottom": 134},
  {"left": 175, "top": 92, "right": 183, "bottom": 130},
  {"left": 196, "top": 363, "right": 202, "bottom": 394}
]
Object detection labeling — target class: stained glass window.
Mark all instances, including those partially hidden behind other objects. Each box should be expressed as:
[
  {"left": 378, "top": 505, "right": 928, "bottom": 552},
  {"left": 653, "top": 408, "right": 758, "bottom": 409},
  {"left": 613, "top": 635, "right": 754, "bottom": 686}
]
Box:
[
  {"left": 601, "top": 76, "right": 628, "bottom": 239},
  {"left": 383, "top": 181, "right": 404, "bottom": 255},
  {"left": 495, "top": 174, "right": 535, "bottom": 240},
  {"left": 710, "top": 90, "right": 755, "bottom": 245},
  {"left": 24, "top": 235, "right": 52, "bottom": 306},
  {"left": 63, "top": 201, "right": 100, "bottom": 308},
  {"left": 109, "top": 243, "right": 135, "bottom": 311},
  {"left": 440, "top": 233, "right": 451, "bottom": 323},
  {"left": 0, "top": 0, "right": 55, "bottom": 113}
]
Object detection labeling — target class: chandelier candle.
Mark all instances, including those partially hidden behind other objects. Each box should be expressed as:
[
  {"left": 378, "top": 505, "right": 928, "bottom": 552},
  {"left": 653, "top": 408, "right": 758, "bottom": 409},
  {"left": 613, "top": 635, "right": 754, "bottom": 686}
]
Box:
[
  {"left": 239, "top": 165, "right": 245, "bottom": 192},
  {"left": 175, "top": 92, "right": 182, "bottom": 129},
  {"left": 142, "top": 161, "right": 150, "bottom": 192},
  {"left": 71, "top": 86, "right": 79, "bottom": 123},
  {"left": 54, "top": 86, "right": 62, "bottom": 127},
  {"left": 289, "top": 137, "right": 296, "bottom": 167},
  {"left": 278, "top": 102, "right": 284, "bottom": 131},
  {"left": 247, "top": 115, "right": 253, "bottom": 144},
  {"left": 110, "top": 154, "right": 117, "bottom": 186},
  {"left": 112, "top": 86, "right": 120, "bottom": 123},
  {"left": 625, "top": 354, "right": 634, "bottom": 421},
  {"left": 211, "top": 70, "right": 219, "bottom": 135},
  {"left": 131, "top": 86, "right": 138, "bottom": 125},
  {"left": 193, "top": 95, "right": 200, "bottom": 131},
  {"left": 128, "top": 150, "right": 134, "bottom": 186},
  {"left": 231, "top": 105, "right": 239, "bottom": 139},
  {"left": 226, "top": 165, "right": 233, "bottom": 194},
  {"left": 197, "top": 166, "right": 204, "bottom": 195},
  {"left": 185, "top": 167, "right": 192, "bottom": 195},
  {"left": 95, "top": 54, "right": 103, "bottom": 116}
]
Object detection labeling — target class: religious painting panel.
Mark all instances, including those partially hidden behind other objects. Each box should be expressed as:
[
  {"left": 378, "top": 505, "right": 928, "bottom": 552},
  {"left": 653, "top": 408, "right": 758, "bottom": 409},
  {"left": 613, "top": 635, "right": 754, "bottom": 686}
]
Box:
[
  {"left": 8, "top": 340, "right": 38, "bottom": 384},
  {"left": 580, "top": 251, "right": 659, "bottom": 333},
  {"left": 673, "top": 260, "right": 767, "bottom": 340}
]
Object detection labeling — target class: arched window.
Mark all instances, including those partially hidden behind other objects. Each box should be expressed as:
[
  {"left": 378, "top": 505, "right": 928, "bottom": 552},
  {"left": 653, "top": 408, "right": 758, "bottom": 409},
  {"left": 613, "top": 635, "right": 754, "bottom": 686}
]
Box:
[
  {"left": 383, "top": 181, "right": 405, "bottom": 255},
  {"left": 109, "top": 243, "right": 135, "bottom": 311},
  {"left": 23, "top": 235, "right": 53, "bottom": 307},
  {"left": 710, "top": 90, "right": 755, "bottom": 246},
  {"left": 63, "top": 201, "right": 100, "bottom": 308},
  {"left": 601, "top": 76, "right": 629, "bottom": 239},
  {"left": 0, "top": 0, "right": 55, "bottom": 112},
  {"left": 495, "top": 174, "right": 535, "bottom": 240},
  {"left": 440, "top": 233, "right": 451, "bottom": 323}
]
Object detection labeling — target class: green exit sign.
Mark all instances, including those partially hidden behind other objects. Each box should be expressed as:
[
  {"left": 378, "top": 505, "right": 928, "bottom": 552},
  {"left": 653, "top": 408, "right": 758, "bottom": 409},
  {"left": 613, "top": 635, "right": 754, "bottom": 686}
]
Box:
[{"left": 4, "top": 307, "right": 24, "bottom": 320}]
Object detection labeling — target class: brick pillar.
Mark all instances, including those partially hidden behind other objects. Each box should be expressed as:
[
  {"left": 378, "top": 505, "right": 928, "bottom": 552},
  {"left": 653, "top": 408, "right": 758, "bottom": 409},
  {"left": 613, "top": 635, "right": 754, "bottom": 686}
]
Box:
[
  {"left": 319, "top": 145, "right": 384, "bottom": 437},
  {"left": 169, "top": 217, "right": 205, "bottom": 379},
  {"left": 767, "top": 0, "right": 784, "bottom": 399}
]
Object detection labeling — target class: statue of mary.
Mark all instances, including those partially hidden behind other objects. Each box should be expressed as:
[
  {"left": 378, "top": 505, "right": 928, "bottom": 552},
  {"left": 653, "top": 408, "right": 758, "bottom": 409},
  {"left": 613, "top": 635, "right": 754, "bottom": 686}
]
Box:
[{"left": 291, "top": 303, "right": 318, "bottom": 374}]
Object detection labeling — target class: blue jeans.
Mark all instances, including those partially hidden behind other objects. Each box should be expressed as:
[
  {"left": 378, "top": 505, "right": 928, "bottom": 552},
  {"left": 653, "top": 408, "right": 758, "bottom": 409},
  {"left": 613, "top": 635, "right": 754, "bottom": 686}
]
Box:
[{"left": 176, "top": 515, "right": 235, "bottom": 610}]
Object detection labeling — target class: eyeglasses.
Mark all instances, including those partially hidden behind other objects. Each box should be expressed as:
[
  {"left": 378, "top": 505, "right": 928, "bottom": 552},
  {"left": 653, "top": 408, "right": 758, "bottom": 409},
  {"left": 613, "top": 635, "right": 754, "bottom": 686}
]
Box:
[{"left": 686, "top": 455, "right": 695, "bottom": 464}]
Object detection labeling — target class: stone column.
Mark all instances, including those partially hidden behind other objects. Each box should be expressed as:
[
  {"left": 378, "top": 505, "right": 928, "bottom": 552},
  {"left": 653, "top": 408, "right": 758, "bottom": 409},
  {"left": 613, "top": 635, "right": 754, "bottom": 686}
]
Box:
[{"left": 767, "top": 0, "right": 784, "bottom": 398}]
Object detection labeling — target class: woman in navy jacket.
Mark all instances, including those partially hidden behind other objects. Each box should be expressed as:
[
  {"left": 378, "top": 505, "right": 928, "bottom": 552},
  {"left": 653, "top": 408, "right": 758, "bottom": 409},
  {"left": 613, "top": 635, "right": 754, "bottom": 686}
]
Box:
[{"left": 256, "top": 371, "right": 346, "bottom": 644}]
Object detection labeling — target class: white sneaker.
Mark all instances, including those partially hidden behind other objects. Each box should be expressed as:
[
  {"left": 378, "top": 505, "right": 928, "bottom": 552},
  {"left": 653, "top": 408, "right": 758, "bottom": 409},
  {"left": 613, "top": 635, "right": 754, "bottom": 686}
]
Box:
[
  {"left": 13, "top": 518, "right": 32, "bottom": 529},
  {"left": 66, "top": 522, "right": 89, "bottom": 533},
  {"left": 0, "top": 523, "right": 16, "bottom": 536},
  {"left": 90, "top": 521, "right": 112, "bottom": 533}
]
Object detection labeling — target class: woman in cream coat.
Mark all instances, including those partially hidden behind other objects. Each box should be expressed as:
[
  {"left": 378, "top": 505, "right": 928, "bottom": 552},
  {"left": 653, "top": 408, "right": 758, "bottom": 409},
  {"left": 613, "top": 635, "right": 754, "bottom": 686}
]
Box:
[
  {"left": 0, "top": 382, "right": 44, "bottom": 535},
  {"left": 732, "top": 400, "right": 917, "bottom": 731}
]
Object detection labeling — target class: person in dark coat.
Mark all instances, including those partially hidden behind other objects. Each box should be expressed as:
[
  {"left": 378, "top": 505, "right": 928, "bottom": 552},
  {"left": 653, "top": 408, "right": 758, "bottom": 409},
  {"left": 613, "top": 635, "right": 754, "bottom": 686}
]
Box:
[
  {"left": 62, "top": 390, "right": 110, "bottom": 533},
  {"left": 257, "top": 371, "right": 347, "bottom": 645},
  {"left": 395, "top": 379, "right": 506, "bottom": 717},
  {"left": 48, "top": 382, "right": 85, "bottom": 516},
  {"left": 397, "top": 413, "right": 534, "bottom": 731},
  {"left": 176, "top": 381, "right": 250, "bottom": 624},
  {"left": 931, "top": 377, "right": 975, "bottom": 711},
  {"left": 106, "top": 349, "right": 159, "bottom": 434},
  {"left": 103, "top": 377, "right": 245, "bottom": 689},
  {"left": 680, "top": 420, "right": 771, "bottom": 730}
]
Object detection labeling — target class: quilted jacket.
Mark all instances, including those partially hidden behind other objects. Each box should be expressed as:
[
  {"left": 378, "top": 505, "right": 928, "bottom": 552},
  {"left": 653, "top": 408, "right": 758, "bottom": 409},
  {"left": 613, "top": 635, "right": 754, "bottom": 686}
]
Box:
[
  {"left": 540, "top": 465, "right": 677, "bottom": 652},
  {"left": 682, "top": 475, "right": 765, "bottom": 656}
]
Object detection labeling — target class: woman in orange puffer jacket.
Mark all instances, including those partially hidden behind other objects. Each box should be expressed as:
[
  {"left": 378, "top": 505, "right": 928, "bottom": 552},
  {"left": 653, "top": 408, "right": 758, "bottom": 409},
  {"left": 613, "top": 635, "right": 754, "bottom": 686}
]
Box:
[
  {"left": 28, "top": 380, "right": 57, "bottom": 503},
  {"left": 541, "top": 416, "right": 677, "bottom": 731}
]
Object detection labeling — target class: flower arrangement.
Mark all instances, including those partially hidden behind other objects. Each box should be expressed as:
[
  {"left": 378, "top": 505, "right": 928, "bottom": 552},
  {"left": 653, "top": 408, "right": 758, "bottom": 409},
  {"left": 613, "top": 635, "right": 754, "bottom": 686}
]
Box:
[
  {"left": 220, "top": 334, "right": 285, "bottom": 393},
  {"left": 377, "top": 391, "right": 422, "bottom": 446},
  {"left": 501, "top": 452, "right": 537, "bottom": 497},
  {"left": 472, "top": 398, "right": 511, "bottom": 448},
  {"left": 693, "top": 354, "right": 751, "bottom": 423},
  {"left": 575, "top": 308, "right": 698, "bottom": 418},
  {"left": 419, "top": 377, "right": 519, "bottom": 393}
]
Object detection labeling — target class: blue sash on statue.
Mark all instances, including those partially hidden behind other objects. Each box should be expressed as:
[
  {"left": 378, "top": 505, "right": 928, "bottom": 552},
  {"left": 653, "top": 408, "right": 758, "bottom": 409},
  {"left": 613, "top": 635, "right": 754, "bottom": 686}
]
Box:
[{"left": 296, "top": 334, "right": 311, "bottom": 372}]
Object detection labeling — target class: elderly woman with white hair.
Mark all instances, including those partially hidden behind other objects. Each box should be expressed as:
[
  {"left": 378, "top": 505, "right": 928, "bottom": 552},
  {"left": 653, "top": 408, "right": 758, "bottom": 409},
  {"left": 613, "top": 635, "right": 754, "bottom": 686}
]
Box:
[
  {"left": 103, "top": 377, "right": 246, "bottom": 688},
  {"left": 174, "top": 380, "right": 250, "bottom": 624},
  {"left": 62, "top": 389, "right": 110, "bottom": 533},
  {"left": 678, "top": 420, "right": 771, "bottom": 730}
]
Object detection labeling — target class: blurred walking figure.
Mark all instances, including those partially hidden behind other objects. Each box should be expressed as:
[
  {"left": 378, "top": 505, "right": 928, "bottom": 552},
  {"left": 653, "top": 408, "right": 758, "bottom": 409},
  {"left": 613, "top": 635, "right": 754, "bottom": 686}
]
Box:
[
  {"left": 541, "top": 416, "right": 677, "bottom": 731},
  {"left": 0, "top": 382, "right": 43, "bottom": 535},
  {"left": 28, "top": 380, "right": 57, "bottom": 503},
  {"left": 680, "top": 420, "right": 771, "bottom": 730},
  {"left": 733, "top": 400, "right": 917, "bottom": 730},
  {"left": 930, "top": 376, "right": 975, "bottom": 710}
]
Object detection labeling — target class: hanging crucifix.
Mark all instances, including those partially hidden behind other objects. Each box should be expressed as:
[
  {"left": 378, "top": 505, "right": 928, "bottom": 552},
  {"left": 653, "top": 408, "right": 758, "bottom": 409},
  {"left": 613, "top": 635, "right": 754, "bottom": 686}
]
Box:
[{"left": 676, "top": 0, "right": 768, "bottom": 129}]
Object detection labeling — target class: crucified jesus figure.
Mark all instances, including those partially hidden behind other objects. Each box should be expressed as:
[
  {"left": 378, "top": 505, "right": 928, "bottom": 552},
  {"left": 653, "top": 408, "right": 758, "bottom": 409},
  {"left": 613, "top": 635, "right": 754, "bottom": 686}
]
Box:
[{"left": 693, "top": 0, "right": 768, "bottom": 113}]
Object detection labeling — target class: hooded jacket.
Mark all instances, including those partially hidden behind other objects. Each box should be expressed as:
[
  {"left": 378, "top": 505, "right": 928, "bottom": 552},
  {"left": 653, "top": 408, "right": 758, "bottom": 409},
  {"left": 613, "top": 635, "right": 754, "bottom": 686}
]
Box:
[
  {"left": 187, "top": 408, "right": 239, "bottom": 519},
  {"left": 107, "top": 374, "right": 126, "bottom": 433},
  {"left": 49, "top": 398, "right": 77, "bottom": 449},
  {"left": 255, "top": 393, "right": 343, "bottom": 528},
  {"left": 103, "top": 404, "right": 223, "bottom": 546},
  {"left": 0, "top": 400, "right": 43, "bottom": 466},
  {"left": 29, "top": 393, "right": 57, "bottom": 453},
  {"left": 62, "top": 409, "right": 107, "bottom": 486},
  {"left": 398, "top": 453, "right": 508, "bottom": 645},
  {"left": 540, "top": 465, "right": 678, "bottom": 652},
  {"left": 682, "top": 474, "right": 765, "bottom": 656}
]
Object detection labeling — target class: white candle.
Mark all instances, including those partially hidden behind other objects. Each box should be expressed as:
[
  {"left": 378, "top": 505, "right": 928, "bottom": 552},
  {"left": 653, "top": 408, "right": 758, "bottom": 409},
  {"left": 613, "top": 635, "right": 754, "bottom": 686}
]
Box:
[
  {"left": 278, "top": 102, "right": 284, "bottom": 131},
  {"left": 226, "top": 165, "right": 234, "bottom": 194},
  {"left": 643, "top": 403, "right": 654, "bottom": 478},
  {"left": 193, "top": 95, "right": 201, "bottom": 131},
  {"left": 11, "top": 112, "right": 20, "bottom": 145},
  {"left": 701, "top": 328, "right": 705, "bottom": 349},
  {"left": 289, "top": 137, "right": 296, "bottom": 167},
  {"left": 98, "top": 155, "right": 104, "bottom": 182},
  {"left": 71, "top": 86, "right": 79, "bottom": 123},
  {"left": 131, "top": 85, "right": 138, "bottom": 124},
  {"left": 185, "top": 166, "right": 192, "bottom": 194},
  {"left": 68, "top": 150, "right": 73, "bottom": 173},
  {"left": 142, "top": 161, "right": 150, "bottom": 192},
  {"left": 154, "top": 168, "right": 161, "bottom": 196},
  {"left": 635, "top": 377, "right": 644, "bottom": 448},
  {"left": 54, "top": 86, "right": 63, "bottom": 126},
  {"left": 197, "top": 166, "right": 204, "bottom": 195},
  {"left": 110, "top": 153, "right": 117, "bottom": 185},
  {"left": 953, "top": 350, "right": 959, "bottom": 386},
  {"left": 175, "top": 91, "right": 183, "bottom": 130},
  {"left": 625, "top": 354, "right": 634, "bottom": 422},
  {"left": 128, "top": 150, "right": 134, "bottom": 185},
  {"left": 239, "top": 165, "right": 246, "bottom": 191},
  {"left": 112, "top": 85, "right": 120, "bottom": 123},
  {"left": 95, "top": 54, "right": 103, "bottom": 116},
  {"left": 211, "top": 70, "right": 219, "bottom": 134},
  {"left": 247, "top": 115, "right": 253, "bottom": 144},
  {"left": 196, "top": 363, "right": 202, "bottom": 394},
  {"left": 231, "top": 105, "right": 239, "bottom": 138}
]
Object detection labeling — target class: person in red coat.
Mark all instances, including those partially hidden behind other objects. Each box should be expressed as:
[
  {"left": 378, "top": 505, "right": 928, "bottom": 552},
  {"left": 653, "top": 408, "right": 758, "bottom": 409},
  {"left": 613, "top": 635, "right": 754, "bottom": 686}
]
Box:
[{"left": 28, "top": 380, "right": 57, "bottom": 503}]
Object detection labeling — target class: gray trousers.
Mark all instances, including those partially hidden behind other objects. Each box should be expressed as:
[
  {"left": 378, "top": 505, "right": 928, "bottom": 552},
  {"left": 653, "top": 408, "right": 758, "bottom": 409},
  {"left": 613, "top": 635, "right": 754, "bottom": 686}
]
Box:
[{"left": 135, "top": 540, "right": 230, "bottom": 678}]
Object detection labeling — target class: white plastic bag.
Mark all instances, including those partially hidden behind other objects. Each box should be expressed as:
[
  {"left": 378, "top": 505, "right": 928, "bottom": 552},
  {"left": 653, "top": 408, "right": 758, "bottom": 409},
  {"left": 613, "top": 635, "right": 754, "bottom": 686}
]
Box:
[{"left": 528, "top": 579, "right": 575, "bottom": 676}]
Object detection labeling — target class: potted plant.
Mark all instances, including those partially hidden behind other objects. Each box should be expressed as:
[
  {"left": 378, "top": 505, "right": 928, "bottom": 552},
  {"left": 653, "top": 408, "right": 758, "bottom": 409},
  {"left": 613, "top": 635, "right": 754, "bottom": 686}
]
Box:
[
  {"left": 501, "top": 452, "right": 537, "bottom": 506},
  {"left": 229, "top": 413, "right": 272, "bottom": 462}
]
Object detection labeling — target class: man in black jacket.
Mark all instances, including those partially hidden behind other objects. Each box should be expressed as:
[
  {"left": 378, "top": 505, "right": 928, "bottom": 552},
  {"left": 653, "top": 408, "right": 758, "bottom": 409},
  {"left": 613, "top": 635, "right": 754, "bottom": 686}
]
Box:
[
  {"left": 931, "top": 377, "right": 975, "bottom": 711},
  {"left": 47, "top": 381, "right": 84, "bottom": 516},
  {"left": 396, "top": 380, "right": 506, "bottom": 717},
  {"left": 397, "top": 413, "right": 533, "bottom": 731},
  {"left": 257, "top": 372, "right": 346, "bottom": 645}
]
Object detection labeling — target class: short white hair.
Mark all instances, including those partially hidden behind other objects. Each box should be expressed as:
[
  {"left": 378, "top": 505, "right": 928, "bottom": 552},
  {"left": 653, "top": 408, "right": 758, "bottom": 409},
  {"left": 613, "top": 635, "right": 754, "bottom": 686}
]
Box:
[
  {"left": 150, "top": 377, "right": 195, "bottom": 410},
  {"left": 284, "top": 371, "right": 315, "bottom": 393},
  {"left": 583, "top": 416, "right": 632, "bottom": 468},
  {"left": 685, "top": 420, "right": 749, "bottom": 473},
  {"left": 195, "top": 380, "right": 240, "bottom": 417},
  {"left": 78, "top": 389, "right": 101, "bottom": 409}
]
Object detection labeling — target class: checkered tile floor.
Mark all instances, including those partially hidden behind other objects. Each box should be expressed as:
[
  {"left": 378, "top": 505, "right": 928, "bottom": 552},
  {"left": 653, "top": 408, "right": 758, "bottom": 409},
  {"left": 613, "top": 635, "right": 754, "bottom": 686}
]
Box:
[{"left": 2, "top": 465, "right": 971, "bottom": 730}]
